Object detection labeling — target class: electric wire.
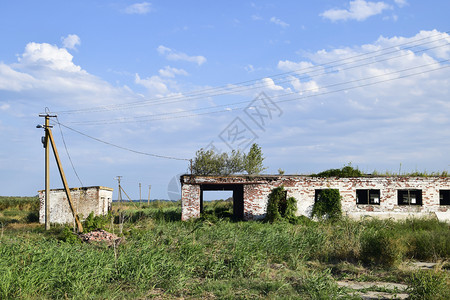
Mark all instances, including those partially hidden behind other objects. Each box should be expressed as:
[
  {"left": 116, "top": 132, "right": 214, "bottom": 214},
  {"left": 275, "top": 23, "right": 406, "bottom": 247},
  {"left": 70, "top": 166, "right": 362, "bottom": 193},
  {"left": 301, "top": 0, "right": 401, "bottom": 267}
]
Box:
[
  {"left": 63, "top": 40, "right": 450, "bottom": 115},
  {"left": 51, "top": 31, "right": 450, "bottom": 115},
  {"left": 55, "top": 116, "right": 84, "bottom": 187},
  {"left": 66, "top": 59, "right": 450, "bottom": 125},
  {"left": 52, "top": 120, "right": 190, "bottom": 161},
  {"left": 55, "top": 38, "right": 448, "bottom": 114}
]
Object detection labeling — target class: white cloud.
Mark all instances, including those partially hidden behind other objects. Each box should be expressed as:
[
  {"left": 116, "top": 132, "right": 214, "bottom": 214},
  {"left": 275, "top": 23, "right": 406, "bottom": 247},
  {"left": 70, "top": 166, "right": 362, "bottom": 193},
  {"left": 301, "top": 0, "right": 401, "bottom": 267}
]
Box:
[
  {"left": 125, "top": 2, "right": 152, "bottom": 15},
  {"left": 61, "top": 34, "right": 81, "bottom": 50},
  {"left": 394, "top": 0, "right": 408, "bottom": 7},
  {"left": 158, "top": 66, "right": 188, "bottom": 78},
  {"left": 320, "top": 0, "right": 392, "bottom": 21},
  {"left": 269, "top": 30, "right": 450, "bottom": 172},
  {"left": 251, "top": 14, "right": 263, "bottom": 21},
  {"left": 0, "top": 103, "right": 10, "bottom": 111},
  {"left": 0, "top": 42, "right": 135, "bottom": 109},
  {"left": 0, "top": 63, "right": 36, "bottom": 91},
  {"left": 270, "top": 17, "right": 289, "bottom": 28},
  {"left": 261, "top": 77, "right": 284, "bottom": 91},
  {"left": 135, "top": 73, "right": 169, "bottom": 95},
  {"left": 277, "top": 60, "right": 315, "bottom": 72},
  {"left": 18, "top": 42, "right": 82, "bottom": 73},
  {"left": 157, "top": 45, "right": 206, "bottom": 66}
]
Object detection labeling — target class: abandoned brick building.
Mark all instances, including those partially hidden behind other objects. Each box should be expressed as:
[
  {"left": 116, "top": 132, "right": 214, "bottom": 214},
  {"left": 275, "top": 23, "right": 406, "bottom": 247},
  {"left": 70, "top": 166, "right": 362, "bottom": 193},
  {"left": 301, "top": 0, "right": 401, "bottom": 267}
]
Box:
[
  {"left": 180, "top": 175, "right": 450, "bottom": 222},
  {"left": 39, "top": 186, "right": 113, "bottom": 225}
]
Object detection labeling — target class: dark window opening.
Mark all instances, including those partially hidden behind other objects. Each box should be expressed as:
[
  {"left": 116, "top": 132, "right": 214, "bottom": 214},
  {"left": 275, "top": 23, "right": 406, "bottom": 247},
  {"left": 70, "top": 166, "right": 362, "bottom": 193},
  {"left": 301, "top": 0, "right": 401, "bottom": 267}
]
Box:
[
  {"left": 200, "top": 184, "right": 244, "bottom": 220},
  {"left": 314, "top": 189, "right": 323, "bottom": 202},
  {"left": 398, "top": 190, "right": 422, "bottom": 205},
  {"left": 356, "top": 189, "right": 380, "bottom": 205},
  {"left": 440, "top": 190, "right": 450, "bottom": 205}
]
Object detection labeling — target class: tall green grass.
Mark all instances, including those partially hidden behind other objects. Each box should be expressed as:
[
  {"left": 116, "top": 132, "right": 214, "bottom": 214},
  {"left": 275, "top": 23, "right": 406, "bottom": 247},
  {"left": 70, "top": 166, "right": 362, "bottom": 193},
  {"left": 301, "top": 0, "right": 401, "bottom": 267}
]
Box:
[{"left": 0, "top": 200, "right": 449, "bottom": 298}]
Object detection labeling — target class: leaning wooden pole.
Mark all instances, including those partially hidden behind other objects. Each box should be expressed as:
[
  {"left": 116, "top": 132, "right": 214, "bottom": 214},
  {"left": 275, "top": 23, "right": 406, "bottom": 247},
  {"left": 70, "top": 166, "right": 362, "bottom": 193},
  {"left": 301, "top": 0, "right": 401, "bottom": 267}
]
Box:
[{"left": 48, "top": 128, "right": 83, "bottom": 232}]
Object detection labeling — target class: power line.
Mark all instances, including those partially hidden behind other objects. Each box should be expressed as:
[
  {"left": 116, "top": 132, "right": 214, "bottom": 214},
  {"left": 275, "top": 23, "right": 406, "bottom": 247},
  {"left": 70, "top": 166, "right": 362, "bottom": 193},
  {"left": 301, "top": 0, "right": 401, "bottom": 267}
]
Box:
[
  {"left": 51, "top": 31, "right": 450, "bottom": 115},
  {"left": 65, "top": 59, "right": 450, "bottom": 125},
  {"left": 52, "top": 120, "right": 190, "bottom": 161},
  {"left": 55, "top": 116, "right": 84, "bottom": 187}
]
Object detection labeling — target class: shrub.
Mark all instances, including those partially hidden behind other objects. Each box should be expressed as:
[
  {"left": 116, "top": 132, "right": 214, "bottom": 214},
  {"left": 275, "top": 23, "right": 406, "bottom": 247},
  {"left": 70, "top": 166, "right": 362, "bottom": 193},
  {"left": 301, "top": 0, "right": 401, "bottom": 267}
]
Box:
[
  {"left": 313, "top": 163, "right": 363, "bottom": 177},
  {"left": 265, "top": 186, "right": 298, "bottom": 223},
  {"left": 83, "top": 212, "right": 111, "bottom": 233},
  {"left": 60, "top": 226, "right": 82, "bottom": 244},
  {"left": 408, "top": 270, "right": 449, "bottom": 300},
  {"left": 311, "top": 189, "right": 342, "bottom": 221},
  {"left": 407, "top": 230, "right": 450, "bottom": 261},
  {"left": 26, "top": 211, "right": 39, "bottom": 223},
  {"left": 359, "top": 228, "right": 402, "bottom": 267}
]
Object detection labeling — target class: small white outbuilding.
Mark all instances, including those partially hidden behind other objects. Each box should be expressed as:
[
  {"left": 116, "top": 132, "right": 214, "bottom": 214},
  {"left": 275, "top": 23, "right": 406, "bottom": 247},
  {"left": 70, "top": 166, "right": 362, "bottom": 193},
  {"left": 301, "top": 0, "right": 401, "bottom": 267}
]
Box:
[{"left": 38, "top": 186, "right": 113, "bottom": 225}]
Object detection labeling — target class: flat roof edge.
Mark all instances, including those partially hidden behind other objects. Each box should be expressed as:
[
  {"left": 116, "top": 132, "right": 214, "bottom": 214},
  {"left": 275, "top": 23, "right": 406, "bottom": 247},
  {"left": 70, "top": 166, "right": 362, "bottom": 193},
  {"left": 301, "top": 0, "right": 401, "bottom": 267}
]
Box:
[{"left": 38, "top": 186, "right": 114, "bottom": 193}]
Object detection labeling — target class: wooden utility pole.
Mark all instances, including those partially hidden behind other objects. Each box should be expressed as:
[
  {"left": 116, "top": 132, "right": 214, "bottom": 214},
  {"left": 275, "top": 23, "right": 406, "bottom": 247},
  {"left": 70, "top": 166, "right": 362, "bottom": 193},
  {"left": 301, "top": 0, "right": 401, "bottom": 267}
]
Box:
[
  {"left": 38, "top": 113, "right": 83, "bottom": 232},
  {"left": 148, "top": 185, "right": 151, "bottom": 205},
  {"left": 44, "top": 115, "right": 51, "bottom": 230},
  {"left": 139, "top": 182, "right": 141, "bottom": 205},
  {"left": 115, "top": 176, "right": 122, "bottom": 204}
]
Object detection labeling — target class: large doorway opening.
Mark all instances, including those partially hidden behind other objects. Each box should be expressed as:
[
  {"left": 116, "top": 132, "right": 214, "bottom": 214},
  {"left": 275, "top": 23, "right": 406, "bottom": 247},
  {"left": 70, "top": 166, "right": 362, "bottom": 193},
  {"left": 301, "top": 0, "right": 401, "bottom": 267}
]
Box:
[{"left": 200, "top": 184, "right": 244, "bottom": 220}]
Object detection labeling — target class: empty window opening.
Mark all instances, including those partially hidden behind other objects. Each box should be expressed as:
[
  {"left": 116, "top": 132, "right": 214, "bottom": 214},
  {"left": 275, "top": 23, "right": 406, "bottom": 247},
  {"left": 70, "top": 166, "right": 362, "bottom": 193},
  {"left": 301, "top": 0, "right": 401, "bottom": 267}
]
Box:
[
  {"left": 398, "top": 190, "right": 422, "bottom": 205},
  {"left": 200, "top": 184, "right": 244, "bottom": 220},
  {"left": 356, "top": 189, "right": 380, "bottom": 205},
  {"left": 202, "top": 191, "right": 233, "bottom": 201},
  {"left": 440, "top": 190, "right": 450, "bottom": 205}
]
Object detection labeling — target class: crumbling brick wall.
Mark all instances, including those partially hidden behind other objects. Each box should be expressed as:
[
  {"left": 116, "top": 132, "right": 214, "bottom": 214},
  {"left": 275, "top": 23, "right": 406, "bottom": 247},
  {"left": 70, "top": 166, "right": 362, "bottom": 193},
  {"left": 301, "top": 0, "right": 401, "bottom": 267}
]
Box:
[{"left": 180, "top": 175, "right": 450, "bottom": 221}]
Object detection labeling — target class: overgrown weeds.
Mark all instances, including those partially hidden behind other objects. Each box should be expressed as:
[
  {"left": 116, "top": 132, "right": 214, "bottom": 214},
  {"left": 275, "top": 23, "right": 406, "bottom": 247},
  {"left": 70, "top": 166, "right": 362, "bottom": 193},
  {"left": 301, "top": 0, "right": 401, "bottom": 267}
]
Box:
[
  {"left": 0, "top": 200, "right": 449, "bottom": 299},
  {"left": 407, "top": 269, "right": 449, "bottom": 299}
]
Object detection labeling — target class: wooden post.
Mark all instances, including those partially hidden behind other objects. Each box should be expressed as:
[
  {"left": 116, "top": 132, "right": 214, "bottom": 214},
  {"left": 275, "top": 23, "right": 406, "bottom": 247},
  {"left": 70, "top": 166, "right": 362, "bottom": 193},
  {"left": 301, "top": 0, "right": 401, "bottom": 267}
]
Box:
[
  {"left": 48, "top": 128, "right": 83, "bottom": 232},
  {"left": 148, "top": 185, "right": 151, "bottom": 205},
  {"left": 44, "top": 115, "right": 50, "bottom": 230}
]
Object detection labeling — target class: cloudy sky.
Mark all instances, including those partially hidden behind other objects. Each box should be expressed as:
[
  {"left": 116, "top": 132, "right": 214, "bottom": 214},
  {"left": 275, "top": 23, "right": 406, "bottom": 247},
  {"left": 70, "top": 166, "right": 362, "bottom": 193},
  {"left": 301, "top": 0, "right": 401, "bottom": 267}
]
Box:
[{"left": 1, "top": 0, "right": 449, "bottom": 199}]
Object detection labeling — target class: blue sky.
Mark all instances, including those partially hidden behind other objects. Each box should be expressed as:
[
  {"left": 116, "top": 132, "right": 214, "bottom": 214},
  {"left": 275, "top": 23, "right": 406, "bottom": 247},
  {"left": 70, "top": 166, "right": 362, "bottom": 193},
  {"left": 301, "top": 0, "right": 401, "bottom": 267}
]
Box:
[{"left": 1, "top": 0, "right": 449, "bottom": 200}]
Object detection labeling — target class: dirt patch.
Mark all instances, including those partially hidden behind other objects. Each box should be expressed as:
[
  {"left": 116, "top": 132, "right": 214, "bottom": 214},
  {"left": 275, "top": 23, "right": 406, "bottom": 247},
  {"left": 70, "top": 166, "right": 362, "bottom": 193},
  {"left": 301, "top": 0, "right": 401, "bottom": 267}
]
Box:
[{"left": 338, "top": 280, "right": 408, "bottom": 299}]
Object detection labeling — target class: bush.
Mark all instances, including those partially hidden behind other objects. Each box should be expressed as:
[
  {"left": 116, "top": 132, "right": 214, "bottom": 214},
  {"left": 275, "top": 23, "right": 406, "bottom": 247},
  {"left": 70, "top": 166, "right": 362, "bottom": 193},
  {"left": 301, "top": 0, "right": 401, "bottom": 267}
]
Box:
[
  {"left": 311, "top": 189, "right": 342, "bottom": 221},
  {"left": 407, "top": 230, "right": 450, "bottom": 261},
  {"left": 359, "top": 228, "right": 402, "bottom": 267},
  {"left": 408, "top": 270, "right": 449, "bottom": 300},
  {"left": 265, "top": 186, "right": 298, "bottom": 223},
  {"left": 26, "top": 211, "right": 39, "bottom": 223},
  {"left": 313, "top": 163, "right": 363, "bottom": 177},
  {"left": 60, "top": 226, "right": 81, "bottom": 244},
  {"left": 83, "top": 212, "right": 111, "bottom": 233}
]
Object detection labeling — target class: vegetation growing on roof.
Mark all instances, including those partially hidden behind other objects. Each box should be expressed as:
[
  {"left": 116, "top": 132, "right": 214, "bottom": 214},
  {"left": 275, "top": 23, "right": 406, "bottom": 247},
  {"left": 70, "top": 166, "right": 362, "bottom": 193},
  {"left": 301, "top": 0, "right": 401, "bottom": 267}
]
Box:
[
  {"left": 191, "top": 143, "right": 266, "bottom": 175},
  {"left": 312, "top": 163, "right": 449, "bottom": 177},
  {"left": 312, "top": 163, "right": 363, "bottom": 177}
]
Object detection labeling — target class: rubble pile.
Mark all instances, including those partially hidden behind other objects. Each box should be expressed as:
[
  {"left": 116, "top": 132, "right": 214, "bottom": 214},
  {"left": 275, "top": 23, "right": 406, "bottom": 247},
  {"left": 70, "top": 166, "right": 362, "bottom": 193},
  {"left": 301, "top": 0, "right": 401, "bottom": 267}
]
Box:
[{"left": 79, "top": 229, "right": 121, "bottom": 246}]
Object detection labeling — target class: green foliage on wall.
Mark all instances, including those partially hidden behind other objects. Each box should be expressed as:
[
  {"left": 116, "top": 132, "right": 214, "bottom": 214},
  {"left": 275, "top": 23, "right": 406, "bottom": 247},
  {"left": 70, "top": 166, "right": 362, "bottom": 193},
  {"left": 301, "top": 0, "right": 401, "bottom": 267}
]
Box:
[
  {"left": 265, "top": 186, "right": 298, "bottom": 223},
  {"left": 311, "top": 189, "right": 342, "bottom": 221}
]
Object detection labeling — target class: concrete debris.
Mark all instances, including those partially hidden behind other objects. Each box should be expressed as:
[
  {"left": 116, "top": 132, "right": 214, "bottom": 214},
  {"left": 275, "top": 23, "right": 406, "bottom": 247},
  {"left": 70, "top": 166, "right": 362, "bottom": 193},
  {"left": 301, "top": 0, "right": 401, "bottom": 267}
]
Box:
[{"left": 79, "top": 229, "right": 121, "bottom": 246}]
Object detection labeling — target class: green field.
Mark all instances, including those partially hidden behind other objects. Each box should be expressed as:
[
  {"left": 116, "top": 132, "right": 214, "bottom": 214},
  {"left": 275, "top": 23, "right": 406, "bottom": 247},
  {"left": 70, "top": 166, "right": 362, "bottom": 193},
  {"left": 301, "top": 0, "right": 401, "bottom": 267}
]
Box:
[{"left": 0, "top": 197, "right": 449, "bottom": 299}]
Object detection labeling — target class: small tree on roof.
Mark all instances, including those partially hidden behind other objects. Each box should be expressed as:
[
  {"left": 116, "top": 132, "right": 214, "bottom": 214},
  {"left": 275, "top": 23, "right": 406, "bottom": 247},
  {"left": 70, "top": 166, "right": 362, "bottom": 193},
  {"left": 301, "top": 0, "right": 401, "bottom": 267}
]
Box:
[
  {"left": 191, "top": 143, "right": 266, "bottom": 175},
  {"left": 244, "top": 143, "right": 267, "bottom": 175}
]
